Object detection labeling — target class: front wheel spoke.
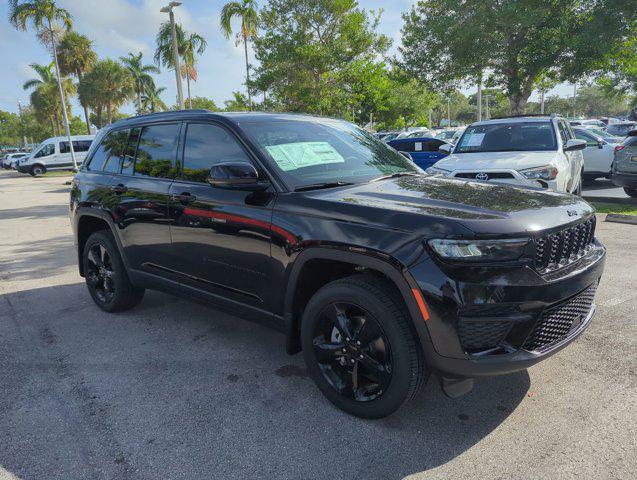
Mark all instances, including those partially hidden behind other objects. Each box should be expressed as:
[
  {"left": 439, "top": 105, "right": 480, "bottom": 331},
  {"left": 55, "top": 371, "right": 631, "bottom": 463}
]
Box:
[
  {"left": 313, "top": 341, "right": 345, "bottom": 363},
  {"left": 328, "top": 305, "right": 353, "bottom": 340},
  {"left": 99, "top": 245, "right": 108, "bottom": 265},
  {"left": 87, "top": 248, "right": 102, "bottom": 268},
  {"left": 353, "top": 319, "right": 382, "bottom": 346},
  {"left": 86, "top": 272, "right": 101, "bottom": 286},
  {"left": 359, "top": 353, "right": 391, "bottom": 386}
]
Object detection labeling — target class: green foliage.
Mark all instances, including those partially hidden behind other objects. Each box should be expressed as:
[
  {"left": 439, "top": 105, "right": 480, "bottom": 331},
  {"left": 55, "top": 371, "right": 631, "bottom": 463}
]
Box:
[
  {"left": 400, "top": 0, "right": 637, "bottom": 114},
  {"left": 79, "top": 59, "right": 133, "bottom": 127},
  {"left": 253, "top": 0, "right": 391, "bottom": 116},
  {"left": 120, "top": 52, "right": 159, "bottom": 114},
  {"left": 223, "top": 91, "right": 250, "bottom": 111},
  {"left": 57, "top": 31, "right": 96, "bottom": 78},
  {"left": 188, "top": 97, "right": 218, "bottom": 111},
  {"left": 141, "top": 85, "right": 168, "bottom": 114},
  {"left": 0, "top": 108, "right": 53, "bottom": 144}
]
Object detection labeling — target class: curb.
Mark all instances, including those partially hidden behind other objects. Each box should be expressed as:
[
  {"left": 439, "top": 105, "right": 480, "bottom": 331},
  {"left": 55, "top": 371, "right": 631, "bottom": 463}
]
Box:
[
  {"left": 583, "top": 196, "right": 637, "bottom": 206},
  {"left": 605, "top": 214, "right": 637, "bottom": 225}
]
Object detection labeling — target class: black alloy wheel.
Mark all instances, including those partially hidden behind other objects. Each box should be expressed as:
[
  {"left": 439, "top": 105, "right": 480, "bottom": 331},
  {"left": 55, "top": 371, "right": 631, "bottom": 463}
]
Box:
[
  {"left": 301, "top": 275, "right": 427, "bottom": 418},
  {"left": 312, "top": 302, "right": 392, "bottom": 402},
  {"left": 83, "top": 230, "right": 145, "bottom": 312},
  {"left": 86, "top": 243, "right": 116, "bottom": 304}
]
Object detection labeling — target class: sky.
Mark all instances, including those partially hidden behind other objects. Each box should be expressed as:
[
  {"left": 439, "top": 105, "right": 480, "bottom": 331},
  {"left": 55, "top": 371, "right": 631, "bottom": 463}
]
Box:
[{"left": 0, "top": 0, "right": 574, "bottom": 116}]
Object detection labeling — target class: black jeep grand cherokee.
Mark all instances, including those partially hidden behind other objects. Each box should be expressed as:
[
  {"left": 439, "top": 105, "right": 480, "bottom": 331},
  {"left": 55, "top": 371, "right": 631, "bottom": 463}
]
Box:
[{"left": 70, "top": 111, "right": 605, "bottom": 418}]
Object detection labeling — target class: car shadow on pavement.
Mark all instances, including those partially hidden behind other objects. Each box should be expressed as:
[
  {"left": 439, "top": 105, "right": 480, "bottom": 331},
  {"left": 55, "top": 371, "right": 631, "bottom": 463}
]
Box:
[
  {"left": 0, "top": 204, "right": 69, "bottom": 220},
  {"left": 0, "top": 235, "right": 75, "bottom": 281},
  {"left": 0, "top": 283, "right": 530, "bottom": 480}
]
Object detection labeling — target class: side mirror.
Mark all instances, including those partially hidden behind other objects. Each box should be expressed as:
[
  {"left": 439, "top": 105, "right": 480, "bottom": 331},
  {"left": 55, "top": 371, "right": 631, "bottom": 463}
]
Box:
[
  {"left": 208, "top": 162, "right": 267, "bottom": 190},
  {"left": 399, "top": 151, "right": 412, "bottom": 160},
  {"left": 564, "top": 139, "right": 587, "bottom": 151},
  {"left": 438, "top": 143, "right": 453, "bottom": 155},
  {"left": 597, "top": 141, "right": 605, "bottom": 149}
]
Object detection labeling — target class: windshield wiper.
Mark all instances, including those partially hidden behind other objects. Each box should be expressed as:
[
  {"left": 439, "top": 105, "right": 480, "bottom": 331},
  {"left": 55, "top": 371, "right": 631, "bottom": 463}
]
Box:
[
  {"left": 370, "top": 172, "right": 420, "bottom": 183},
  {"left": 294, "top": 181, "right": 355, "bottom": 192}
]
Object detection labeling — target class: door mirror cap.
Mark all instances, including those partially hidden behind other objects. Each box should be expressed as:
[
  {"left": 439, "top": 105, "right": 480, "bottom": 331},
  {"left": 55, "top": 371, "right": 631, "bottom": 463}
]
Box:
[
  {"left": 564, "top": 139, "right": 587, "bottom": 151},
  {"left": 398, "top": 151, "right": 412, "bottom": 160},
  {"left": 438, "top": 143, "right": 453, "bottom": 155},
  {"left": 208, "top": 162, "right": 268, "bottom": 190}
]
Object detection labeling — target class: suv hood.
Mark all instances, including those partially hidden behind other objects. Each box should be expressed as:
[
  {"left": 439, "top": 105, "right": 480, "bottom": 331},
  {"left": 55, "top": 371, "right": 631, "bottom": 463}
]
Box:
[
  {"left": 304, "top": 175, "right": 594, "bottom": 236},
  {"left": 437, "top": 151, "right": 559, "bottom": 171}
]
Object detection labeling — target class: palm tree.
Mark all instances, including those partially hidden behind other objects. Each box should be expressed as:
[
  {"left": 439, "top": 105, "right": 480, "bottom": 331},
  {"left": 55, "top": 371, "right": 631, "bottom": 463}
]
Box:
[
  {"left": 23, "top": 62, "right": 74, "bottom": 135},
  {"left": 57, "top": 31, "right": 97, "bottom": 134},
  {"left": 154, "top": 22, "right": 206, "bottom": 109},
  {"left": 78, "top": 59, "right": 133, "bottom": 126},
  {"left": 9, "top": 0, "right": 78, "bottom": 169},
  {"left": 220, "top": 0, "right": 259, "bottom": 110},
  {"left": 141, "top": 85, "right": 168, "bottom": 114},
  {"left": 120, "top": 52, "right": 160, "bottom": 114}
]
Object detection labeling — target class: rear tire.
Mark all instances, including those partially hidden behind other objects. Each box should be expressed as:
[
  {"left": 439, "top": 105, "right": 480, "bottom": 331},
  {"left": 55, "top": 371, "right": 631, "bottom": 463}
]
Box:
[
  {"left": 30, "top": 164, "right": 45, "bottom": 176},
  {"left": 301, "top": 274, "right": 427, "bottom": 419},
  {"left": 624, "top": 187, "right": 637, "bottom": 198},
  {"left": 83, "top": 230, "right": 145, "bottom": 312}
]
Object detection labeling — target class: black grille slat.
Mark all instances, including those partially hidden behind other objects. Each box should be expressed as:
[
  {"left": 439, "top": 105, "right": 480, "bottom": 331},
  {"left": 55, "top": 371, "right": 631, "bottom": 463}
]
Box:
[
  {"left": 523, "top": 284, "right": 597, "bottom": 352},
  {"left": 534, "top": 217, "right": 596, "bottom": 273}
]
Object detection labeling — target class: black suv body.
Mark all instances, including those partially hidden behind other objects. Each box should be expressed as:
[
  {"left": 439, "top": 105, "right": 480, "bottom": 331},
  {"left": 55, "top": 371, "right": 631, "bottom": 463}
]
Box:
[{"left": 70, "top": 111, "right": 605, "bottom": 418}]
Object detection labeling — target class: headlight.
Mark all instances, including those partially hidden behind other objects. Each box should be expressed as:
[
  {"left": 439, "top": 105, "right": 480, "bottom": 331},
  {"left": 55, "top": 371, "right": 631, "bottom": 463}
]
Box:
[
  {"left": 520, "top": 165, "right": 558, "bottom": 180},
  {"left": 426, "top": 166, "right": 451, "bottom": 175},
  {"left": 428, "top": 238, "right": 530, "bottom": 262}
]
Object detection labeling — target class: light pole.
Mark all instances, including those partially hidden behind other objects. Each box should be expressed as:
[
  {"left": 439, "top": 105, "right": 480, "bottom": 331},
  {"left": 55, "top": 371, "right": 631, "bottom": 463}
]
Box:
[
  {"left": 160, "top": 2, "right": 184, "bottom": 110},
  {"left": 485, "top": 94, "right": 490, "bottom": 119},
  {"left": 447, "top": 97, "right": 451, "bottom": 127}
]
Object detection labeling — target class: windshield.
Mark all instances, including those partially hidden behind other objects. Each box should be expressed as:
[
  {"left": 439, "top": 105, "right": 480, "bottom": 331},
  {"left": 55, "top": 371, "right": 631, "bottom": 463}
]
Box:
[
  {"left": 455, "top": 122, "right": 557, "bottom": 153},
  {"left": 242, "top": 118, "right": 420, "bottom": 189}
]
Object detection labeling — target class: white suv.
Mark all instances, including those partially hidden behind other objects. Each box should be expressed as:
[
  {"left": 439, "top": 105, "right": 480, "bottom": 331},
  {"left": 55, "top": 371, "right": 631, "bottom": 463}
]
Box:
[
  {"left": 429, "top": 116, "right": 586, "bottom": 194},
  {"left": 17, "top": 135, "right": 94, "bottom": 176}
]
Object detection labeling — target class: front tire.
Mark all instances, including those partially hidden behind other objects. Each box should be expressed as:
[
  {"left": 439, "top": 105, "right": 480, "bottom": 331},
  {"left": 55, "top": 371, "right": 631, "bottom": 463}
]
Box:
[
  {"left": 83, "top": 230, "right": 145, "bottom": 312},
  {"left": 30, "top": 164, "right": 45, "bottom": 176},
  {"left": 624, "top": 187, "right": 637, "bottom": 198},
  {"left": 301, "top": 275, "right": 427, "bottom": 418}
]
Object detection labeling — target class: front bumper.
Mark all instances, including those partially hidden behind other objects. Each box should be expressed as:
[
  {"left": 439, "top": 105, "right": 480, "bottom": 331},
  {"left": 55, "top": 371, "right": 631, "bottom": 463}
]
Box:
[
  {"left": 408, "top": 241, "right": 605, "bottom": 378},
  {"left": 447, "top": 169, "right": 558, "bottom": 191},
  {"left": 17, "top": 164, "right": 31, "bottom": 173},
  {"left": 611, "top": 172, "right": 637, "bottom": 189}
]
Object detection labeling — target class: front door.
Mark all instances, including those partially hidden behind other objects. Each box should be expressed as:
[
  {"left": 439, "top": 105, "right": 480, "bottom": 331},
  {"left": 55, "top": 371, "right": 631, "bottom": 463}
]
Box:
[
  {"left": 112, "top": 123, "right": 180, "bottom": 275},
  {"left": 167, "top": 122, "right": 277, "bottom": 317}
]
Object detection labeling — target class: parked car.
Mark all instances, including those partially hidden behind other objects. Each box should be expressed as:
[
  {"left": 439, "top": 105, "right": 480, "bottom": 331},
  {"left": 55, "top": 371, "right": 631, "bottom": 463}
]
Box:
[
  {"left": 70, "top": 110, "right": 605, "bottom": 419},
  {"left": 387, "top": 136, "right": 450, "bottom": 170},
  {"left": 430, "top": 116, "right": 586, "bottom": 194},
  {"left": 570, "top": 119, "right": 606, "bottom": 128},
  {"left": 433, "top": 129, "right": 459, "bottom": 142},
  {"left": 378, "top": 131, "right": 400, "bottom": 143},
  {"left": 1, "top": 152, "right": 29, "bottom": 169},
  {"left": 395, "top": 129, "right": 434, "bottom": 140},
  {"left": 582, "top": 125, "right": 622, "bottom": 144},
  {"left": 606, "top": 122, "right": 636, "bottom": 138},
  {"left": 18, "top": 135, "right": 94, "bottom": 176},
  {"left": 572, "top": 127, "right": 616, "bottom": 180},
  {"left": 611, "top": 130, "right": 637, "bottom": 197}
]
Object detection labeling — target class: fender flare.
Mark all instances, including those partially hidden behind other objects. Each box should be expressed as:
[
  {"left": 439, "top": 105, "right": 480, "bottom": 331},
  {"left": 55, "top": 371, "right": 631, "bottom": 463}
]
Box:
[
  {"left": 75, "top": 209, "right": 131, "bottom": 275},
  {"left": 282, "top": 246, "right": 434, "bottom": 357}
]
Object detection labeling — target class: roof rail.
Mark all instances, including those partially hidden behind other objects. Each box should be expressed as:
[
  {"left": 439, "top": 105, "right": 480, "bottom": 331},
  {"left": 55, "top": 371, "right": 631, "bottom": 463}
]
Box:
[
  {"left": 123, "top": 109, "right": 212, "bottom": 121},
  {"left": 489, "top": 113, "right": 562, "bottom": 120}
]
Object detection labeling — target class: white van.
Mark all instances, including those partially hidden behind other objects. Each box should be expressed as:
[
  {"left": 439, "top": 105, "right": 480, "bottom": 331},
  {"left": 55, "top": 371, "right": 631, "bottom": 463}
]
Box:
[{"left": 17, "top": 135, "right": 95, "bottom": 176}]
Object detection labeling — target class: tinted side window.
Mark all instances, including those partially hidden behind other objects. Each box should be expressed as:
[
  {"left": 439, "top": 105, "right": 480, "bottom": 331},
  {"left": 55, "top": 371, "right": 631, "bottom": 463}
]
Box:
[
  {"left": 134, "top": 124, "right": 180, "bottom": 179},
  {"left": 182, "top": 123, "right": 252, "bottom": 182},
  {"left": 121, "top": 128, "right": 141, "bottom": 175},
  {"left": 574, "top": 130, "right": 597, "bottom": 146},
  {"left": 74, "top": 140, "right": 92, "bottom": 152},
  {"left": 87, "top": 130, "right": 127, "bottom": 172},
  {"left": 392, "top": 141, "right": 414, "bottom": 153},
  {"left": 426, "top": 139, "right": 444, "bottom": 152},
  {"left": 34, "top": 144, "right": 54, "bottom": 158}
]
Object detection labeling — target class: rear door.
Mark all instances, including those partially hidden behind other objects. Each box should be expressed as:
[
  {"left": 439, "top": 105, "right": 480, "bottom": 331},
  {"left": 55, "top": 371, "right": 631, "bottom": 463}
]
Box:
[
  {"left": 167, "top": 121, "right": 277, "bottom": 317},
  {"left": 112, "top": 123, "right": 180, "bottom": 275}
]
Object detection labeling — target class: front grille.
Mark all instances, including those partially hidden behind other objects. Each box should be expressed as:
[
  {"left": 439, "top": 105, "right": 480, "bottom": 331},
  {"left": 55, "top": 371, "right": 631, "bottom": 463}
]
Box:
[
  {"left": 534, "top": 217, "right": 596, "bottom": 273},
  {"left": 458, "top": 319, "right": 512, "bottom": 353},
  {"left": 523, "top": 284, "right": 597, "bottom": 352},
  {"left": 454, "top": 172, "right": 515, "bottom": 179}
]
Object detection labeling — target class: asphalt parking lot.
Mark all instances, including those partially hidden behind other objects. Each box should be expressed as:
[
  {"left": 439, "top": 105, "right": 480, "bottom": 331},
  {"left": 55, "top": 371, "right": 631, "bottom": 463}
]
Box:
[{"left": 0, "top": 170, "right": 635, "bottom": 480}]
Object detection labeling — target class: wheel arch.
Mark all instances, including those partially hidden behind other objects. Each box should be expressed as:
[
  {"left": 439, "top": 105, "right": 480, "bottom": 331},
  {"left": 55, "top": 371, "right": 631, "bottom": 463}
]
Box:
[
  {"left": 76, "top": 211, "right": 128, "bottom": 276},
  {"left": 283, "top": 247, "right": 433, "bottom": 357}
]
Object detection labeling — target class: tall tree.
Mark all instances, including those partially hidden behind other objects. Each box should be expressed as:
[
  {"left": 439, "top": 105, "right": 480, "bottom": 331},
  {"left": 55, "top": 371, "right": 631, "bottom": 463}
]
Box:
[
  {"left": 252, "top": 0, "right": 390, "bottom": 116},
  {"left": 9, "top": 0, "right": 79, "bottom": 169},
  {"left": 57, "top": 31, "right": 97, "bottom": 133},
  {"left": 220, "top": 0, "right": 259, "bottom": 110},
  {"left": 78, "top": 59, "right": 133, "bottom": 126},
  {"left": 120, "top": 52, "right": 160, "bottom": 114},
  {"left": 400, "top": 0, "right": 637, "bottom": 114},
  {"left": 23, "top": 62, "right": 73, "bottom": 134},
  {"left": 141, "top": 85, "right": 168, "bottom": 114},
  {"left": 154, "top": 22, "right": 206, "bottom": 109}
]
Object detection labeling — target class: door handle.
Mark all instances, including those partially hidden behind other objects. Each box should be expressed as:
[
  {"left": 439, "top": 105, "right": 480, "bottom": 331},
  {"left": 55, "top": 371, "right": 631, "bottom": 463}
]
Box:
[
  {"left": 171, "top": 193, "right": 197, "bottom": 204},
  {"left": 111, "top": 184, "right": 128, "bottom": 194}
]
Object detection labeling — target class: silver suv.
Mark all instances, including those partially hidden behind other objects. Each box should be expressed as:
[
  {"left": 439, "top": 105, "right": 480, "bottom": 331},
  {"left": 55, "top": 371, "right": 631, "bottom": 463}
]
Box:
[{"left": 611, "top": 131, "right": 637, "bottom": 197}]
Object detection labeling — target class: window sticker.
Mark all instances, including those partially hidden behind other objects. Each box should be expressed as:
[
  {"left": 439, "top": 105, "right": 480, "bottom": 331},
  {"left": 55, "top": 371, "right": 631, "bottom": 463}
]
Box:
[
  {"left": 265, "top": 142, "right": 345, "bottom": 171},
  {"left": 415, "top": 142, "right": 423, "bottom": 151},
  {"left": 465, "top": 133, "right": 485, "bottom": 147}
]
